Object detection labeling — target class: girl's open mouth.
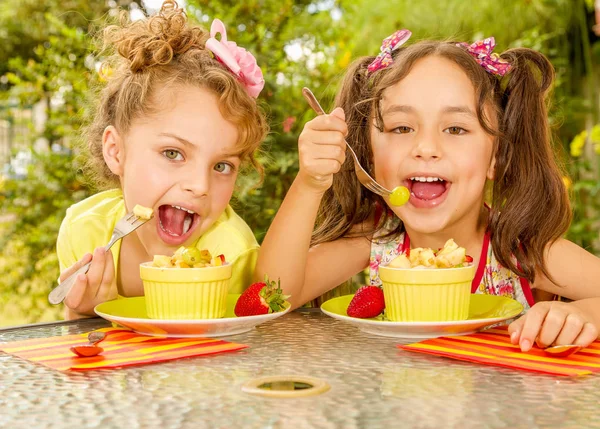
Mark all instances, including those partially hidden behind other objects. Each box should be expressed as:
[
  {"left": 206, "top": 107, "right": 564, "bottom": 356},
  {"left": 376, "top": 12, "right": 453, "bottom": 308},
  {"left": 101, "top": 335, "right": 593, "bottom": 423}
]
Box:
[
  {"left": 156, "top": 204, "right": 200, "bottom": 245},
  {"left": 404, "top": 176, "right": 451, "bottom": 209}
]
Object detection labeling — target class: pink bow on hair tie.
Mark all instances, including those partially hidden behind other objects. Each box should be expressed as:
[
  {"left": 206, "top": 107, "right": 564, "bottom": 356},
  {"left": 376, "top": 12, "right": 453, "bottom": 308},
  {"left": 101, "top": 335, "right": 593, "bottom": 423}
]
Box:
[
  {"left": 205, "top": 19, "right": 265, "bottom": 98},
  {"left": 367, "top": 29, "right": 412, "bottom": 73},
  {"left": 456, "top": 37, "right": 511, "bottom": 76}
]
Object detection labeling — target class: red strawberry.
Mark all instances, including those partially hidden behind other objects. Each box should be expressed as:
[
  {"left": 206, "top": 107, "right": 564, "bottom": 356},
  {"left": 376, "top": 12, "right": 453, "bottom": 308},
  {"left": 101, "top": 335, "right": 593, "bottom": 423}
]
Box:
[
  {"left": 234, "top": 276, "right": 289, "bottom": 317},
  {"left": 347, "top": 286, "right": 385, "bottom": 318},
  {"left": 465, "top": 255, "right": 473, "bottom": 263}
]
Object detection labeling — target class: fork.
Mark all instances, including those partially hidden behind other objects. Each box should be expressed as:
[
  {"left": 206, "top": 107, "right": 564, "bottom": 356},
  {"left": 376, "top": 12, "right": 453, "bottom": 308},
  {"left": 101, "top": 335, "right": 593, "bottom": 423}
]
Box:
[
  {"left": 301, "top": 87, "right": 393, "bottom": 197},
  {"left": 48, "top": 211, "right": 152, "bottom": 305}
]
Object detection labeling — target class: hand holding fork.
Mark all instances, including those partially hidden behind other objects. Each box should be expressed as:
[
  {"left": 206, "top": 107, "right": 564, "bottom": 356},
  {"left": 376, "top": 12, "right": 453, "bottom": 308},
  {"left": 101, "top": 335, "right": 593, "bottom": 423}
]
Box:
[
  {"left": 48, "top": 210, "right": 152, "bottom": 314},
  {"left": 301, "top": 87, "right": 410, "bottom": 206}
]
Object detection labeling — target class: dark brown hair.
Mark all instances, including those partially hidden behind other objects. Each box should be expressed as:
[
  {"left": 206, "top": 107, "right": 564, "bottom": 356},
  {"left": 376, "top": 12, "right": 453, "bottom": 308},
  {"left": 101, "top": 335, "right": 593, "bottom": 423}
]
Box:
[
  {"left": 83, "top": 0, "right": 268, "bottom": 189},
  {"left": 312, "top": 40, "right": 571, "bottom": 283}
]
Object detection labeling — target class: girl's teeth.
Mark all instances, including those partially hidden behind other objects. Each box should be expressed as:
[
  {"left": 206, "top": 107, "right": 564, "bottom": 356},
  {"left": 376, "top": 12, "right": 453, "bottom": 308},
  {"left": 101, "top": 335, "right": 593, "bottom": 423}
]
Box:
[
  {"left": 171, "top": 205, "right": 195, "bottom": 215},
  {"left": 410, "top": 176, "right": 443, "bottom": 182}
]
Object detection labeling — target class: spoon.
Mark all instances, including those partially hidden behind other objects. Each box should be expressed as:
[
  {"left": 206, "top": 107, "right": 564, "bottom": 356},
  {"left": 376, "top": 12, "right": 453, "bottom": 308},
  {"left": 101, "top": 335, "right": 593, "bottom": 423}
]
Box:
[
  {"left": 70, "top": 331, "right": 106, "bottom": 358},
  {"left": 542, "top": 344, "right": 582, "bottom": 358}
]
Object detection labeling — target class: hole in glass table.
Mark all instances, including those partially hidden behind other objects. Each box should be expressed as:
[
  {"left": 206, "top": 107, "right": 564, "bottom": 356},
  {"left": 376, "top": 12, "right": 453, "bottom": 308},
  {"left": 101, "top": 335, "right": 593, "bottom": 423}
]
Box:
[{"left": 242, "top": 375, "right": 330, "bottom": 398}]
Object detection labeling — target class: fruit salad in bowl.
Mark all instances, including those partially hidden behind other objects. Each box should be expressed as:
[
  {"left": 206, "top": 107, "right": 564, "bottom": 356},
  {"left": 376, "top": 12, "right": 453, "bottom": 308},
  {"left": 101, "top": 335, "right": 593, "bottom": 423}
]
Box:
[
  {"left": 140, "top": 246, "right": 231, "bottom": 320},
  {"left": 152, "top": 246, "right": 226, "bottom": 269},
  {"left": 377, "top": 239, "right": 475, "bottom": 322}
]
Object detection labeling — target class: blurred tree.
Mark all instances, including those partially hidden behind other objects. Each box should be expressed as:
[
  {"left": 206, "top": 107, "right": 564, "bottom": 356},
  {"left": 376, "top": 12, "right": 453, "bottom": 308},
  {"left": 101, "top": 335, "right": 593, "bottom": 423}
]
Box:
[{"left": 0, "top": 1, "right": 148, "bottom": 325}]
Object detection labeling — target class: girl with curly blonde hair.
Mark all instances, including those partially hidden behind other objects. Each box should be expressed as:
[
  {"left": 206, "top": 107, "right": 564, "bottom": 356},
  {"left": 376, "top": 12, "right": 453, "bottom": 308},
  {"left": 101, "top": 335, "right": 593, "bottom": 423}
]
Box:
[{"left": 56, "top": 1, "right": 268, "bottom": 319}]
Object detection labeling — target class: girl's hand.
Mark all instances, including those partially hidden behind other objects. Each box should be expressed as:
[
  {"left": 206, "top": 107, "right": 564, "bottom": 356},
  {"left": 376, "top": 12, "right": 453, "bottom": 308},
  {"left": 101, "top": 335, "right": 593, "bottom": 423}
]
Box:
[
  {"left": 508, "top": 301, "right": 599, "bottom": 351},
  {"left": 60, "top": 247, "right": 117, "bottom": 317},
  {"left": 297, "top": 107, "right": 348, "bottom": 194}
]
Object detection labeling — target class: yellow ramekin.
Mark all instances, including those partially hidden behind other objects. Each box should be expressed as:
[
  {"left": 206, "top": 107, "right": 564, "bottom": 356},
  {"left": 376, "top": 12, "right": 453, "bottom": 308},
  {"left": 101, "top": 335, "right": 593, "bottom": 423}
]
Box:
[
  {"left": 378, "top": 265, "right": 475, "bottom": 322},
  {"left": 140, "top": 262, "right": 232, "bottom": 319}
]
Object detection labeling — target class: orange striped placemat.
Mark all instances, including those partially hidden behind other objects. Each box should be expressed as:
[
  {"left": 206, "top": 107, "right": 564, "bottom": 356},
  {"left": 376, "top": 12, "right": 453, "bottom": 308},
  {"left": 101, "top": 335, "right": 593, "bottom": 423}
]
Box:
[
  {"left": 400, "top": 326, "right": 600, "bottom": 376},
  {"left": 0, "top": 327, "right": 247, "bottom": 371}
]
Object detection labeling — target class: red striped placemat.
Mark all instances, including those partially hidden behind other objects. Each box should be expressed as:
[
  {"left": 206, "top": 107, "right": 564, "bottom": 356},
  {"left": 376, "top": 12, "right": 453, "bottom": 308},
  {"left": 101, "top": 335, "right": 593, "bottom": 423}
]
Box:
[
  {"left": 400, "top": 326, "right": 600, "bottom": 376},
  {"left": 0, "top": 327, "right": 247, "bottom": 371}
]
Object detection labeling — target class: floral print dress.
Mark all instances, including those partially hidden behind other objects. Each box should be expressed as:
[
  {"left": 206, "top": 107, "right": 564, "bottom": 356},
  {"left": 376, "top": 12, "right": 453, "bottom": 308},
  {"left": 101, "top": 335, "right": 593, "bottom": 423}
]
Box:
[{"left": 369, "top": 216, "right": 534, "bottom": 310}]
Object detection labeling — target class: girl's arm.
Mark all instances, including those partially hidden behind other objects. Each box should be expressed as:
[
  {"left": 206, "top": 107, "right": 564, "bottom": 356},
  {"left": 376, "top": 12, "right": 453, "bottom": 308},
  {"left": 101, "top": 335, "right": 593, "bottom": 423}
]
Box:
[
  {"left": 256, "top": 108, "right": 371, "bottom": 308},
  {"left": 509, "top": 239, "right": 600, "bottom": 350},
  {"left": 257, "top": 176, "right": 371, "bottom": 307},
  {"left": 536, "top": 239, "right": 600, "bottom": 301}
]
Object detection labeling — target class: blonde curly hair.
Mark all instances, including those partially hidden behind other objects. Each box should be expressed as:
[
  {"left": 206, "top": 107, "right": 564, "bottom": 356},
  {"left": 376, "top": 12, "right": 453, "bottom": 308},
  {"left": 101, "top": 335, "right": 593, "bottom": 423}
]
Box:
[{"left": 83, "top": 0, "right": 268, "bottom": 189}]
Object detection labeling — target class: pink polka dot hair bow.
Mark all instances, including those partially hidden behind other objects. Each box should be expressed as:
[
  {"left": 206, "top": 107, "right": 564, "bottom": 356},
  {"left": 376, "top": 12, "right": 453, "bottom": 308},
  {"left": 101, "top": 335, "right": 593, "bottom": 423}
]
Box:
[
  {"left": 367, "top": 29, "right": 412, "bottom": 73},
  {"left": 205, "top": 19, "right": 265, "bottom": 98},
  {"left": 456, "top": 37, "right": 512, "bottom": 76}
]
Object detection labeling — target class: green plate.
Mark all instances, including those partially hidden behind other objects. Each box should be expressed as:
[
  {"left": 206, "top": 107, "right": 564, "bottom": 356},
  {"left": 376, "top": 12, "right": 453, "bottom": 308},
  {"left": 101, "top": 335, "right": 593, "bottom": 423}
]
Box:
[
  {"left": 95, "top": 294, "right": 291, "bottom": 338},
  {"left": 320, "top": 294, "right": 523, "bottom": 339}
]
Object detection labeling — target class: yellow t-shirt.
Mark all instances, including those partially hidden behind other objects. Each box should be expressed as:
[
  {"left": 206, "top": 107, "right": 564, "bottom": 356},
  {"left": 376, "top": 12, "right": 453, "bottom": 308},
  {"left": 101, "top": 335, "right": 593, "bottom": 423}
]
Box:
[{"left": 57, "top": 189, "right": 259, "bottom": 294}]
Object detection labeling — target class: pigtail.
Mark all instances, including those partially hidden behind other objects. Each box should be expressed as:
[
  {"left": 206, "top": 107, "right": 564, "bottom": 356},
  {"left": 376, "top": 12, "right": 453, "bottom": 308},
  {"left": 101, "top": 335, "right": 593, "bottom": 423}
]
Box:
[
  {"left": 490, "top": 48, "right": 571, "bottom": 283},
  {"left": 311, "top": 56, "right": 380, "bottom": 245}
]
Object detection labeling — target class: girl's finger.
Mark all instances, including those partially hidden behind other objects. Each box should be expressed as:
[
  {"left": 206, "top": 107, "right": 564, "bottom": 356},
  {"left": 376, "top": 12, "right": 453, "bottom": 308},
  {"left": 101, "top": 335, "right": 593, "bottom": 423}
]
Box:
[
  {"left": 518, "top": 304, "right": 550, "bottom": 351},
  {"left": 508, "top": 316, "right": 525, "bottom": 344},
  {"left": 573, "top": 322, "right": 599, "bottom": 347},
  {"left": 553, "top": 313, "right": 584, "bottom": 346},
  {"left": 310, "top": 144, "right": 346, "bottom": 164},
  {"left": 86, "top": 247, "right": 106, "bottom": 295},
  {"left": 59, "top": 253, "right": 92, "bottom": 282},
  {"left": 329, "top": 107, "right": 346, "bottom": 121},
  {"left": 63, "top": 273, "right": 88, "bottom": 310},
  {"left": 300, "top": 130, "right": 347, "bottom": 149},
  {"left": 536, "top": 307, "right": 567, "bottom": 347},
  {"left": 311, "top": 133, "right": 347, "bottom": 149},
  {"left": 306, "top": 114, "right": 348, "bottom": 134},
  {"left": 305, "top": 159, "right": 345, "bottom": 177}
]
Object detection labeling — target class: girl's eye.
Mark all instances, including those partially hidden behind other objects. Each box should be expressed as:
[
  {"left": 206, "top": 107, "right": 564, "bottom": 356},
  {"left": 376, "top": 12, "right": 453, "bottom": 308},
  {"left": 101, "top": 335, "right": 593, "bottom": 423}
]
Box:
[
  {"left": 163, "top": 150, "right": 183, "bottom": 161},
  {"left": 392, "top": 126, "right": 413, "bottom": 134},
  {"left": 445, "top": 126, "right": 467, "bottom": 135},
  {"left": 214, "top": 162, "right": 233, "bottom": 174}
]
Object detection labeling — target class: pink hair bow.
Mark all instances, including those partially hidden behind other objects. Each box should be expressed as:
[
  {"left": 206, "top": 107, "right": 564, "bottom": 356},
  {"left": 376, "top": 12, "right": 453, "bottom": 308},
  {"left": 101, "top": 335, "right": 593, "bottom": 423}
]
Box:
[
  {"left": 367, "top": 29, "right": 412, "bottom": 73},
  {"left": 456, "top": 37, "right": 511, "bottom": 76},
  {"left": 205, "top": 19, "right": 265, "bottom": 98}
]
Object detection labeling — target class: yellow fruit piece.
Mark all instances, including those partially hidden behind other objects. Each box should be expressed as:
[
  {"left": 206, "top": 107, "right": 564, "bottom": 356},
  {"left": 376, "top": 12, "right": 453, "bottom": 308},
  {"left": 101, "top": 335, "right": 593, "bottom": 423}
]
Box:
[
  {"left": 418, "top": 249, "right": 436, "bottom": 267},
  {"left": 173, "top": 260, "right": 190, "bottom": 268},
  {"left": 173, "top": 246, "right": 186, "bottom": 258},
  {"left": 436, "top": 247, "right": 466, "bottom": 268},
  {"left": 153, "top": 255, "right": 173, "bottom": 268},
  {"left": 437, "top": 239, "right": 458, "bottom": 256},
  {"left": 199, "top": 249, "right": 212, "bottom": 262},
  {"left": 389, "top": 186, "right": 410, "bottom": 207},
  {"left": 388, "top": 254, "right": 411, "bottom": 268},
  {"left": 133, "top": 204, "right": 153, "bottom": 220},
  {"left": 408, "top": 248, "right": 422, "bottom": 266}
]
